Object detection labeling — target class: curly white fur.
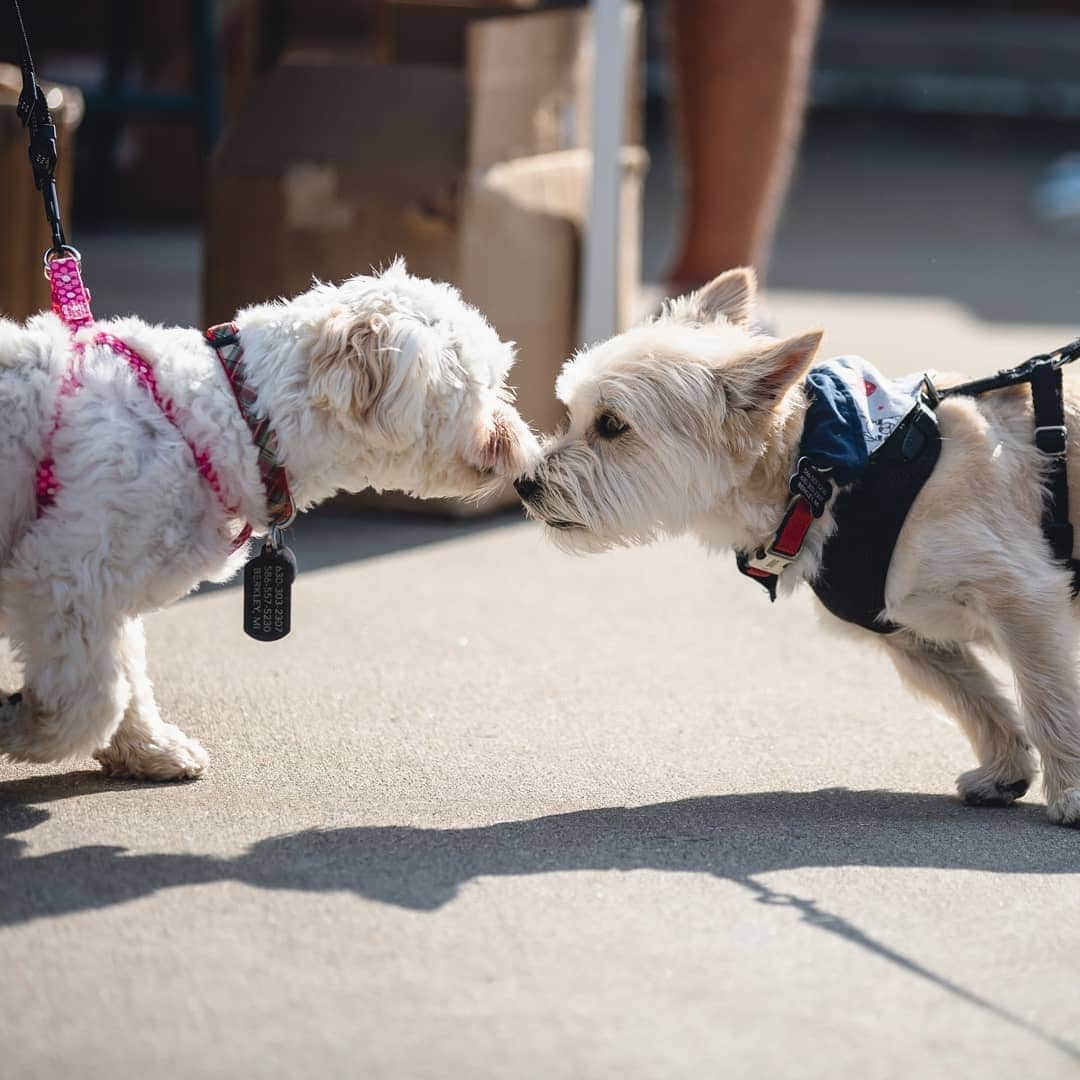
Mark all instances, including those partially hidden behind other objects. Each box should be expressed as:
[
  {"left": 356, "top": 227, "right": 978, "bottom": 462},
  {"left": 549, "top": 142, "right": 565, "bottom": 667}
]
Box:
[
  {"left": 0, "top": 260, "right": 537, "bottom": 778},
  {"left": 521, "top": 267, "right": 1080, "bottom": 828}
]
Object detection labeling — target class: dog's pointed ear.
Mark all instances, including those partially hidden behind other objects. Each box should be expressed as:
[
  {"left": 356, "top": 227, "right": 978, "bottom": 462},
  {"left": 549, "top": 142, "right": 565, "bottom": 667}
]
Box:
[
  {"left": 686, "top": 267, "right": 757, "bottom": 326},
  {"left": 720, "top": 329, "right": 823, "bottom": 410},
  {"left": 308, "top": 307, "right": 423, "bottom": 446}
]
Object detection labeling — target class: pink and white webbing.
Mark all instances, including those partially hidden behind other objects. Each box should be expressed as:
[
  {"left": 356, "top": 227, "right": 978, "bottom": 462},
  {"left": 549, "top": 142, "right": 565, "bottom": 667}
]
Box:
[{"left": 36, "top": 255, "right": 251, "bottom": 549}]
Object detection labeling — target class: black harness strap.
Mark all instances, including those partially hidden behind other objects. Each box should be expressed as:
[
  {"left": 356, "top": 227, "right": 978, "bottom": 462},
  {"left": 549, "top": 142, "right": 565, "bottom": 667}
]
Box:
[
  {"left": 1031, "top": 361, "right": 1075, "bottom": 569},
  {"left": 737, "top": 337, "right": 1080, "bottom": 631},
  {"left": 735, "top": 402, "right": 941, "bottom": 632},
  {"left": 10, "top": 0, "right": 66, "bottom": 254},
  {"left": 810, "top": 402, "right": 941, "bottom": 634},
  {"left": 938, "top": 339, "right": 1080, "bottom": 595}
]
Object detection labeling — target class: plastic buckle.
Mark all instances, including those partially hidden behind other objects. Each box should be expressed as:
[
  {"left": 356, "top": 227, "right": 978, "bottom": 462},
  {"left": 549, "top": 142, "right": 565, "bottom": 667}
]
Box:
[
  {"left": 748, "top": 497, "right": 807, "bottom": 575},
  {"left": 747, "top": 545, "right": 794, "bottom": 577},
  {"left": 1035, "top": 424, "right": 1068, "bottom": 457}
]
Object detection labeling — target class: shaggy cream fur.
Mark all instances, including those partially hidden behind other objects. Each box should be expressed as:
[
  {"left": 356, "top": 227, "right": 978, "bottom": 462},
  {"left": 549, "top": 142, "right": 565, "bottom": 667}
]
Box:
[
  {"left": 0, "top": 261, "right": 537, "bottom": 778},
  {"left": 520, "top": 268, "right": 1080, "bottom": 827}
]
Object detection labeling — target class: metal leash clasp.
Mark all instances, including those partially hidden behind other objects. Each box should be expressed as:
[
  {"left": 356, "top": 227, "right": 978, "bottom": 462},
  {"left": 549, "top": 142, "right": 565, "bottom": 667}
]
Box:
[
  {"left": 1050, "top": 336, "right": 1080, "bottom": 367},
  {"left": 42, "top": 243, "right": 81, "bottom": 280}
]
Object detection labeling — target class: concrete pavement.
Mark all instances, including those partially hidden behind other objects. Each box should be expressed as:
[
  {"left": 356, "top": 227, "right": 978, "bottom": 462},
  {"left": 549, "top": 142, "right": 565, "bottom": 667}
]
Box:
[
  {"left": 2, "top": 457, "right": 1079, "bottom": 1076},
  {"left": 4, "top": 112, "right": 1080, "bottom": 1078}
]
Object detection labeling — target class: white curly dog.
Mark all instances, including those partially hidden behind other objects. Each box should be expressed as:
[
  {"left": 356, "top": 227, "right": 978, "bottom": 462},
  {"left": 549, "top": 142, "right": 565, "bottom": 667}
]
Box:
[{"left": 0, "top": 259, "right": 536, "bottom": 780}]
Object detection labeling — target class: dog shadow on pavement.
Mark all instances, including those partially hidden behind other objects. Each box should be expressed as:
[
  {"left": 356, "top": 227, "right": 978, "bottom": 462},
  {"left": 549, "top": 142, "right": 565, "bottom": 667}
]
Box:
[
  {"left": 2, "top": 774, "right": 1079, "bottom": 1061},
  {"left": 2, "top": 776, "right": 1076, "bottom": 922}
]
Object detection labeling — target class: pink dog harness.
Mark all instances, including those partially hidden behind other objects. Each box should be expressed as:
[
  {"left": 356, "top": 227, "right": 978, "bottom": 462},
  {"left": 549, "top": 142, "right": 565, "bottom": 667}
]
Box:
[{"left": 36, "top": 255, "right": 253, "bottom": 550}]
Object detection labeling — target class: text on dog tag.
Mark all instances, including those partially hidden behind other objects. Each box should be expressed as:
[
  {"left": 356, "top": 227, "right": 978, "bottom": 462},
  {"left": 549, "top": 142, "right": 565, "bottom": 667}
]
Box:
[{"left": 243, "top": 539, "right": 296, "bottom": 641}]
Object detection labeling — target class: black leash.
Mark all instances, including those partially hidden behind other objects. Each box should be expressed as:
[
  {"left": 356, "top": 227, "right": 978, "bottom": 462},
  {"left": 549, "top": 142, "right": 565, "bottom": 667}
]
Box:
[
  {"left": 11, "top": 0, "right": 72, "bottom": 260},
  {"left": 929, "top": 336, "right": 1080, "bottom": 404},
  {"left": 929, "top": 335, "right": 1080, "bottom": 593}
]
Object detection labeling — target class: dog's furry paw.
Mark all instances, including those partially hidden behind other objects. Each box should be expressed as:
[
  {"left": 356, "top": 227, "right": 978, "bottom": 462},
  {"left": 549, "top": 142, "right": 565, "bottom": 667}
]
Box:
[
  {"left": 94, "top": 723, "right": 209, "bottom": 782},
  {"left": 0, "top": 693, "right": 38, "bottom": 760},
  {"left": 957, "top": 766, "right": 1031, "bottom": 807},
  {"left": 0, "top": 692, "right": 26, "bottom": 725},
  {"left": 1046, "top": 787, "right": 1080, "bottom": 827}
]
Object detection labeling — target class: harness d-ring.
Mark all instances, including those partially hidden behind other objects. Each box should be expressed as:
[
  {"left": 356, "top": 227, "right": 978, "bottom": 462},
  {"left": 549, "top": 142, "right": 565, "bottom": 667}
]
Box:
[{"left": 42, "top": 244, "right": 81, "bottom": 279}]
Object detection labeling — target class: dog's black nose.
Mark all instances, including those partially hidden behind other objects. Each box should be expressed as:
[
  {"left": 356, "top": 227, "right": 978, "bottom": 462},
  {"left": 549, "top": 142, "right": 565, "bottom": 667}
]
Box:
[{"left": 514, "top": 476, "right": 542, "bottom": 502}]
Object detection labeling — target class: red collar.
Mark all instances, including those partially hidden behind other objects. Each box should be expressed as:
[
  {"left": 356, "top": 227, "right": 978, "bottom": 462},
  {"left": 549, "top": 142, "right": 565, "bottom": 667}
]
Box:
[
  {"left": 735, "top": 458, "right": 834, "bottom": 600},
  {"left": 736, "top": 496, "right": 817, "bottom": 601}
]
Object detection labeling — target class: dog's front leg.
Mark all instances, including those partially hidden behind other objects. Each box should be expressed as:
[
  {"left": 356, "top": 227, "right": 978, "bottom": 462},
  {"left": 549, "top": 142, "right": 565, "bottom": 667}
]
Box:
[
  {"left": 990, "top": 592, "right": 1080, "bottom": 827},
  {"left": 884, "top": 634, "right": 1037, "bottom": 807},
  {"left": 93, "top": 617, "right": 208, "bottom": 781}
]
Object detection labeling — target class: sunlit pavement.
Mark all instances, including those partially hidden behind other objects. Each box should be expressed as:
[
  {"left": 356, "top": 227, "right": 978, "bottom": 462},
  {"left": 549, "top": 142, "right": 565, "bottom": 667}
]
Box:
[
  {"left": 2, "top": 368, "right": 1078, "bottom": 1076},
  {"left": 3, "top": 116, "right": 1080, "bottom": 1078}
]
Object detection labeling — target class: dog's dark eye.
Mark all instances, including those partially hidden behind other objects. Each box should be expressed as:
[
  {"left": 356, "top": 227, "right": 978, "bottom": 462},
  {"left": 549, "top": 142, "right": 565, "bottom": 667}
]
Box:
[{"left": 596, "top": 413, "right": 629, "bottom": 440}]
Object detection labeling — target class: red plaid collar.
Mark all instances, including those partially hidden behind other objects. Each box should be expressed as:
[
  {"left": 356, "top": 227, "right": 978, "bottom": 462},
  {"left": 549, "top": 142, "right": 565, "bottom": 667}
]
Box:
[{"left": 205, "top": 323, "right": 297, "bottom": 530}]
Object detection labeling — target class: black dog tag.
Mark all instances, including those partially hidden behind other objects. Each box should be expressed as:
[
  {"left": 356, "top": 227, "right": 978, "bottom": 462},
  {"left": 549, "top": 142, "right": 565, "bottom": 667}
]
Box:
[
  {"left": 788, "top": 457, "right": 833, "bottom": 518},
  {"left": 243, "top": 537, "right": 297, "bottom": 641}
]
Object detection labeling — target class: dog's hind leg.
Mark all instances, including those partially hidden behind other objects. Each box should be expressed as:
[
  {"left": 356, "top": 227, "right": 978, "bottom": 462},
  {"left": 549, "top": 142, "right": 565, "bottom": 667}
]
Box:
[
  {"left": 93, "top": 617, "right": 208, "bottom": 781},
  {"left": 0, "top": 578, "right": 133, "bottom": 765},
  {"left": 883, "top": 634, "right": 1037, "bottom": 807},
  {"left": 988, "top": 587, "right": 1080, "bottom": 827}
]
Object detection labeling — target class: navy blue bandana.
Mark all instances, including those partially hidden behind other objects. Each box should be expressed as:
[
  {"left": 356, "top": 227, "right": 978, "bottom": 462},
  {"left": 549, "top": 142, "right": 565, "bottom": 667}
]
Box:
[{"left": 801, "top": 357, "right": 926, "bottom": 483}]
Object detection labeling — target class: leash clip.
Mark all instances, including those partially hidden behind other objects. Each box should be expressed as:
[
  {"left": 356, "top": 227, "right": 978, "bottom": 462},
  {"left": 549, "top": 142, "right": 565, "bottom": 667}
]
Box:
[
  {"left": 1052, "top": 337, "right": 1080, "bottom": 367},
  {"left": 42, "top": 244, "right": 81, "bottom": 279},
  {"left": 13, "top": 0, "right": 69, "bottom": 253},
  {"left": 920, "top": 372, "right": 941, "bottom": 408}
]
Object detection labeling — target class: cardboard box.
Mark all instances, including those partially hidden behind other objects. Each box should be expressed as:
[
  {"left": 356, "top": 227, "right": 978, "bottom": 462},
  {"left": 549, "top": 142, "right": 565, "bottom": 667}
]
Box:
[
  {"left": 379, "top": 0, "right": 541, "bottom": 68},
  {"left": 204, "top": 6, "right": 645, "bottom": 514},
  {"left": 467, "top": 7, "right": 642, "bottom": 169},
  {"left": 0, "top": 67, "right": 83, "bottom": 322},
  {"left": 204, "top": 62, "right": 469, "bottom": 315},
  {"left": 460, "top": 146, "right": 647, "bottom": 436}
]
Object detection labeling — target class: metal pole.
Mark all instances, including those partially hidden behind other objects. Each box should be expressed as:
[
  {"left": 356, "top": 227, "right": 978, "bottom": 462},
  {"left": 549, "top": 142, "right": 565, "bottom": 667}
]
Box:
[{"left": 580, "top": 0, "right": 630, "bottom": 346}]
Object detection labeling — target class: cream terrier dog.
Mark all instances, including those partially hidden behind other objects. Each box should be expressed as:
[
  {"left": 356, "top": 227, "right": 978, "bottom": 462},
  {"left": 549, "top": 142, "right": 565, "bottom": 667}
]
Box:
[
  {"left": 517, "top": 267, "right": 1080, "bottom": 827},
  {"left": 0, "top": 260, "right": 536, "bottom": 779}
]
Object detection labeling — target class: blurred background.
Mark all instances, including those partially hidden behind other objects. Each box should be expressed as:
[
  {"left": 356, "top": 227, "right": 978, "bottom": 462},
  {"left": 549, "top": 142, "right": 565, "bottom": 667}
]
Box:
[{"left": 4, "top": 0, "right": 1080, "bottom": 524}]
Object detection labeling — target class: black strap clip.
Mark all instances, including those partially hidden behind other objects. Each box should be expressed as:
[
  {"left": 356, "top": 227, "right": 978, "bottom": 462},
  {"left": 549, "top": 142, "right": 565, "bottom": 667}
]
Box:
[
  {"left": 1035, "top": 424, "right": 1068, "bottom": 457},
  {"left": 16, "top": 68, "right": 57, "bottom": 187},
  {"left": 28, "top": 118, "right": 59, "bottom": 190}
]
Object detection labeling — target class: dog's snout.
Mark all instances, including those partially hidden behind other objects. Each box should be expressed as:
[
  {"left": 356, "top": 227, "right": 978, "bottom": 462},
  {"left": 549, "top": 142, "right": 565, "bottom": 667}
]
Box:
[{"left": 514, "top": 475, "right": 542, "bottom": 502}]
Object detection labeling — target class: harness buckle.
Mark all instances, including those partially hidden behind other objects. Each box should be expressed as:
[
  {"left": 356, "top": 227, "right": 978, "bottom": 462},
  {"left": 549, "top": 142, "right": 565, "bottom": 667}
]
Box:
[{"left": 1035, "top": 424, "right": 1068, "bottom": 457}]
